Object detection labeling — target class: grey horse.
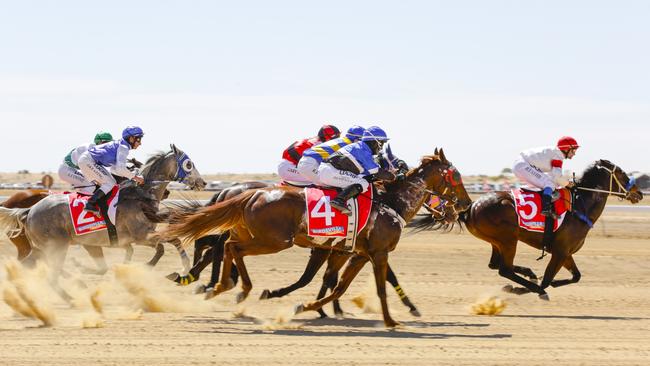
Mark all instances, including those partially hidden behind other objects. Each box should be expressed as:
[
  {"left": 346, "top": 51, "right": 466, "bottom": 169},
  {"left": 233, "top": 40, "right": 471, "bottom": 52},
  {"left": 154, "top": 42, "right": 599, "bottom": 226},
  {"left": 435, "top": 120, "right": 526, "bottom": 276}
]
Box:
[{"left": 0, "top": 144, "right": 206, "bottom": 286}]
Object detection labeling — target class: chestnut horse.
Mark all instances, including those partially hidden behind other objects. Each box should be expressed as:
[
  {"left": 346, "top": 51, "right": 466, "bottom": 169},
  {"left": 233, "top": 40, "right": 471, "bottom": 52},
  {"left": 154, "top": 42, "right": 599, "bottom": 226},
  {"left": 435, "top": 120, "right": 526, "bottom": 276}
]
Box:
[
  {"left": 412, "top": 159, "right": 643, "bottom": 300},
  {"left": 162, "top": 149, "right": 471, "bottom": 327}
]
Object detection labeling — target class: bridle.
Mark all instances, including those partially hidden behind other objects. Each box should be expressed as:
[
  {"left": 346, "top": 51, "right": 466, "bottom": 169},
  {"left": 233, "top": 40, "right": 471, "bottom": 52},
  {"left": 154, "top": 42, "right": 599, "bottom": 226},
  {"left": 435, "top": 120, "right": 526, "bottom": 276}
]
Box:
[
  {"left": 147, "top": 151, "right": 196, "bottom": 185},
  {"left": 576, "top": 163, "right": 636, "bottom": 199}
]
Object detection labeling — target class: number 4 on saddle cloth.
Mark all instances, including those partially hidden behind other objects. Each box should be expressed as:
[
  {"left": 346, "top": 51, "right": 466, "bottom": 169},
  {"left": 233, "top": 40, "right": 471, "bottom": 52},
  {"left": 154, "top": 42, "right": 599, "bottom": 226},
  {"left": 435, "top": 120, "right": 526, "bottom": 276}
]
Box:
[
  {"left": 305, "top": 187, "right": 373, "bottom": 251},
  {"left": 67, "top": 186, "right": 119, "bottom": 241},
  {"left": 512, "top": 187, "right": 573, "bottom": 232}
]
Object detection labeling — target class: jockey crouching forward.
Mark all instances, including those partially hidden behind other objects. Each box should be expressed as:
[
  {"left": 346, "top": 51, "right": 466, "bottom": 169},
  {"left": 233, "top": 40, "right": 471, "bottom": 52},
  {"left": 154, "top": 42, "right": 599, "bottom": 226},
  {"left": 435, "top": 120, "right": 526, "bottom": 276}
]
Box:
[
  {"left": 297, "top": 125, "right": 365, "bottom": 184},
  {"left": 513, "top": 136, "right": 579, "bottom": 217},
  {"left": 318, "top": 126, "right": 396, "bottom": 215},
  {"left": 277, "top": 124, "right": 340, "bottom": 184},
  {"left": 58, "top": 132, "right": 113, "bottom": 194},
  {"left": 78, "top": 126, "right": 146, "bottom": 214}
]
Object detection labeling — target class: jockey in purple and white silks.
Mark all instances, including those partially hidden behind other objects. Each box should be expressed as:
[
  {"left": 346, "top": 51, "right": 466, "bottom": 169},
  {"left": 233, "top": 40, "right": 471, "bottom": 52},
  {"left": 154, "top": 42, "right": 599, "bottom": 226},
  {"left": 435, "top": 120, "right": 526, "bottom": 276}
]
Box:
[
  {"left": 78, "top": 126, "right": 145, "bottom": 213},
  {"left": 318, "top": 126, "right": 396, "bottom": 214},
  {"left": 58, "top": 132, "right": 113, "bottom": 194},
  {"left": 297, "top": 125, "right": 365, "bottom": 184},
  {"left": 512, "top": 136, "right": 579, "bottom": 217}
]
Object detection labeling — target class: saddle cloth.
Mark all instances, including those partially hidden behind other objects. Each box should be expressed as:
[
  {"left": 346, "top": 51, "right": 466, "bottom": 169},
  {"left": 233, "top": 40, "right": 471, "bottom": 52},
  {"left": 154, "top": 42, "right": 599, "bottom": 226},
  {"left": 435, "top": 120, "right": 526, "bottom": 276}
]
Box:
[
  {"left": 511, "top": 188, "right": 572, "bottom": 232},
  {"left": 67, "top": 186, "right": 119, "bottom": 235},
  {"left": 305, "top": 187, "right": 373, "bottom": 238}
]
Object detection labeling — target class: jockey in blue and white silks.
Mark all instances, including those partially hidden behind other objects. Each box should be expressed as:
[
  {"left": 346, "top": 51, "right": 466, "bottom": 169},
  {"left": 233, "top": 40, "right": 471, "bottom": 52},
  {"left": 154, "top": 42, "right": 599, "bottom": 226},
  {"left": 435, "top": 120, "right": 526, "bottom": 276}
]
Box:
[
  {"left": 318, "top": 126, "right": 396, "bottom": 214},
  {"left": 78, "top": 126, "right": 145, "bottom": 213},
  {"left": 297, "top": 125, "right": 365, "bottom": 184},
  {"left": 58, "top": 132, "right": 113, "bottom": 194}
]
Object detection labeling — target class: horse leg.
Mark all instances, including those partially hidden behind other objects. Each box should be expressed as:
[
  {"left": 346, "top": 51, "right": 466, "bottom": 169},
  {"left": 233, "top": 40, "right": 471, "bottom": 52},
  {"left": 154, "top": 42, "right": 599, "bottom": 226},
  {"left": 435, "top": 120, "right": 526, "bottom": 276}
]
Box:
[
  {"left": 488, "top": 245, "right": 500, "bottom": 270},
  {"left": 123, "top": 244, "right": 134, "bottom": 262},
  {"left": 513, "top": 265, "right": 538, "bottom": 281},
  {"left": 370, "top": 251, "right": 399, "bottom": 328},
  {"left": 496, "top": 241, "right": 546, "bottom": 298},
  {"left": 386, "top": 264, "right": 419, "bottom": 316},
  {"left": 72, "top": 246, "right": 108, "bottom": 275},
  {"left": 170, "top": 238, "right": 191, "bottom": 275},
  {"left": 325, "top": 251, "right": 351, "bottom": 317},
  {"left": 146, "top": 242, "right": 165, "bottom": 266},
  {"left": 260, "top": 247, "right": 330, "bottom": 300},
  {"left": 550, "top": 256, "right": 581, "bottom": 288},
  {"left": 296, "top": 254, "right": 369, "bottom": 315},
  {"left": 193, "top": 236, "right": 212, "bottom": 266},
  {"left": 10, "top": 234, "right": 32, "bottom": 260},
  {"left": 539, "top": 253, "right": 568, "bottom": 292}
]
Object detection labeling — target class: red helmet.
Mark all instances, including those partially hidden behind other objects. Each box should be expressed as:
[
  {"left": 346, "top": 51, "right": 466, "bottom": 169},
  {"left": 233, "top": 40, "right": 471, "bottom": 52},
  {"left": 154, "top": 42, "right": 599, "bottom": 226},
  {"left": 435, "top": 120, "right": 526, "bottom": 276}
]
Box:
[
  {"left": 557, "top": 136, "right": 579, "bottom": 152},
  {"left": 318, "top": 124, "right": 340, "bottom": 141}
]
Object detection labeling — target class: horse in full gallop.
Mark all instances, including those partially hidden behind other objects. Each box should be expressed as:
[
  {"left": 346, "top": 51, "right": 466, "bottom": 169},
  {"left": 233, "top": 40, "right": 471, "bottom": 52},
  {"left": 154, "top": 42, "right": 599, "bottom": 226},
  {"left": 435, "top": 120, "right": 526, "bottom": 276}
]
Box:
[
  {"left": 412, "top": 159, "right": 643, "bottom": 299},
  {"left": 162, "top": 148, "right": 471, "bottom": 327},
  {"left": 0, "top": 144, "right": 206, "bottom": 284}
]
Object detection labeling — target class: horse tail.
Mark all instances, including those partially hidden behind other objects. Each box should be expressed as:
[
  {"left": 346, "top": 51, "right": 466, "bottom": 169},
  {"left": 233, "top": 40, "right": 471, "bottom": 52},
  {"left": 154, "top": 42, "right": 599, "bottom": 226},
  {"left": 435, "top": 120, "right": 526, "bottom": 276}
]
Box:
[
  {"left": 163, "top": 189, "right": 258, "bottom": 243},
  {"left": 0, "top": 207, "right": 30, "bottom": 239}
]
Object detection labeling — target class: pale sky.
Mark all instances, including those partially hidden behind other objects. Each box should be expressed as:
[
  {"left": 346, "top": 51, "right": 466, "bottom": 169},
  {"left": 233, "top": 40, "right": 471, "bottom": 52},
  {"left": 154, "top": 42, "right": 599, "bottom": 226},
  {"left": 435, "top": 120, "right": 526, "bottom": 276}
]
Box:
[{"left": 1, "top": 1, "right": 648, "bottom": 176}]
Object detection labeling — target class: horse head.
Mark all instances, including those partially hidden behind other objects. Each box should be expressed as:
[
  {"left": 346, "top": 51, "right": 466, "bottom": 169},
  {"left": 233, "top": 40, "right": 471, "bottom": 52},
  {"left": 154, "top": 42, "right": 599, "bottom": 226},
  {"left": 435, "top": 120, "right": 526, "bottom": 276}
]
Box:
[
  {"left": 141, "top": 145, "right": 207, "bottom": 193},
  {"left": 587, "top": 160, "right": 643, "bottom": 204}
]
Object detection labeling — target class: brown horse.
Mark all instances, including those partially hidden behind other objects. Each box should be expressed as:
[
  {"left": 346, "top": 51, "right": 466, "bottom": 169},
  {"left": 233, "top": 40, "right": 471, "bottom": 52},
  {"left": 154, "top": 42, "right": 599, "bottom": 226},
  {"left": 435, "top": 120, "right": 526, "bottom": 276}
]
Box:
[
  {"left": 162, "top": 149, "right": 471, "bottom": 327},
  {"left": 413, "top": 159, "right": 643, "bottom": 299},
  {"left": 1, "top": 189, "right": 48, "bottom": 259}
]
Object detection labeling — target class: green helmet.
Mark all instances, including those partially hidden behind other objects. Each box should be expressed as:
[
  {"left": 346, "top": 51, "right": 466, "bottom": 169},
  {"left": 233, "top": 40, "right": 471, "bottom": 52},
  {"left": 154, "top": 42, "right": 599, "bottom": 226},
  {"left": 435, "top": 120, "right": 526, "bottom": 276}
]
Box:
[{"left": 94, "top": 131, "right": 113, "bottom": 145}]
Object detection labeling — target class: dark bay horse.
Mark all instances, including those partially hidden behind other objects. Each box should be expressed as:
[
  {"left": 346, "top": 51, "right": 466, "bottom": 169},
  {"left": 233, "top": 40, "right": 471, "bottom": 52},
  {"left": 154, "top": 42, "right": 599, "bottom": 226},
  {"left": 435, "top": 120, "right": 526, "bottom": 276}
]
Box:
[
  {"left": 413, "top": 159, "right": 643, "bottom": 300},
  {"left": 162, "top": 149, "right": 471, "bottom": 327}
]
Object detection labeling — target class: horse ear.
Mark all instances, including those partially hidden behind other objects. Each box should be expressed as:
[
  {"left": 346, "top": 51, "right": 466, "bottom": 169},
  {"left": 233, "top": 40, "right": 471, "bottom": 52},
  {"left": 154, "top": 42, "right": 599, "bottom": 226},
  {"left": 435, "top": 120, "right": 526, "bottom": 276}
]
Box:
[
  {"left": 439, "top": 148, "right": 447, "bottom": 163},
  {"left": 170, "top": 144, "right": 179, "bottom": 154},
  {"left": 434, "top": 147, "right": 439, "bottom": 155}
]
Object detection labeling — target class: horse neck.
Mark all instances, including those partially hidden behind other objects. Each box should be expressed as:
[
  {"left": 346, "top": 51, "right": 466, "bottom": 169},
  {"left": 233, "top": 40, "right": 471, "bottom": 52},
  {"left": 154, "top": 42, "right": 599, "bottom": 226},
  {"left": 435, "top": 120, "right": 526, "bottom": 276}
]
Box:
[
  {"left": 141, "top": 154, "right": 175, "bottom": 202},
  {"left": 383, "top": 169, "right": 433, "bottom": 222},
  {"left": 575, "top": 174, "right": 611, "bottom": 225}
]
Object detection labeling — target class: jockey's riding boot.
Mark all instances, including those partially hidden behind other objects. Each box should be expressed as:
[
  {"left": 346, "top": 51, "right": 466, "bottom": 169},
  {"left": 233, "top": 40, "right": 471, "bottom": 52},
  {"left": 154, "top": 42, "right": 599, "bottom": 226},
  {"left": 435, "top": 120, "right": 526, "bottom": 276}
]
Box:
[
  {"left": 330, "top": 184, "right": 363, "bottom": 215},
  {"left": 540, "top": 187, "right": 557, "bottom": 219},
  {"left": 84, "top": 189, "right": 106, "bottom": 214}
]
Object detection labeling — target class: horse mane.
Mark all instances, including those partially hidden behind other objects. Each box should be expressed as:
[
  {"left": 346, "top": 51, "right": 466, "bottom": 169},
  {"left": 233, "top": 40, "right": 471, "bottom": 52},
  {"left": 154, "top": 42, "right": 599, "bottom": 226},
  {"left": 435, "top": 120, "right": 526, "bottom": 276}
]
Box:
[
  {"left": 577, "top": 160, "right": 611, "bottom": 188},
  {"left": 141, "top": 150, "right": 171, "bottom": 178}
]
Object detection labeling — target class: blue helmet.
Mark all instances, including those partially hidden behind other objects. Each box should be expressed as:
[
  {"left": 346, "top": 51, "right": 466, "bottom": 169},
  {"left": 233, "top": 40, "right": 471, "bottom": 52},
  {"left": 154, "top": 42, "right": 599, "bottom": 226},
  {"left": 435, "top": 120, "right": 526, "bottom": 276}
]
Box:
[
  {"left": 345, "top": 125, "right": 365, "bottom": 141},
  {"left": 122, "top": 126, "right": 144, "bottom": 140},
  {"left": 361, "top": 126, "right": 389, "bottom": 142}
]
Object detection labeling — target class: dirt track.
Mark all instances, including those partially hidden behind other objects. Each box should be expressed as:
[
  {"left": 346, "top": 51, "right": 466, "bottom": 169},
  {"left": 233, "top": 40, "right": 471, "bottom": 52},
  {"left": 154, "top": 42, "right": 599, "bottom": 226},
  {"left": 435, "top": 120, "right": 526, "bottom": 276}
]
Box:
[{"left": 1, "top": 214, "right": 650, "bottom": 365}]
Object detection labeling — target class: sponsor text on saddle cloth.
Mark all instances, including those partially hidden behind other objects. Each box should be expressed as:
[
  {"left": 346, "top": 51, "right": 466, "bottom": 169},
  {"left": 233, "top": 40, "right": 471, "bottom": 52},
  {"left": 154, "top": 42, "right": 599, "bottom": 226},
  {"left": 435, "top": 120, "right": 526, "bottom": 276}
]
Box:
[
  {"left": 512, "top": 188, "right": 572, "bottom": 232},
  {"left": 306, "top": 187, "right": 373, "bottom": 248},
  {"left": 68, "top": 186, "right": 119, "bottom": 235}
]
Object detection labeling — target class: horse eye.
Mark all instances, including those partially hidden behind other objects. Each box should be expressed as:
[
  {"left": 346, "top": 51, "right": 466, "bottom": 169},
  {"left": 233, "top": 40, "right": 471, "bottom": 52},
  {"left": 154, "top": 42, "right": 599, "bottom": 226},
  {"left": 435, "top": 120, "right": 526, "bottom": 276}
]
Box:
[{"left": 182, "top": 160, "right": 194, "bottom": 172}]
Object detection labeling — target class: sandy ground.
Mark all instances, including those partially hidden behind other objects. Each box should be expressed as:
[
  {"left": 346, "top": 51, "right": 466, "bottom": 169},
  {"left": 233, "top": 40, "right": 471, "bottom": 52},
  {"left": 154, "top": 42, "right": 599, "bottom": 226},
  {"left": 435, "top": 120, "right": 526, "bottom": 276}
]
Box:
[{"left": 1, "top": 211, "right": 649, "bottom": 365}]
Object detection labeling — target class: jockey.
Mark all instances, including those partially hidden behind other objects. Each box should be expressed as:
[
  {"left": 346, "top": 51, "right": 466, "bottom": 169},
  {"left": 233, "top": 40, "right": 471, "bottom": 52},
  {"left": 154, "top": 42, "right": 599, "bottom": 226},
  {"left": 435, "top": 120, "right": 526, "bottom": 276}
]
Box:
[
  {"left": 58, "top": 132, "right": 113, "bottom": 194},
  {"left": 78, "top": 126, "right": 146, "bottom": 213},
  {"left": 297, "top": 125, "right": 365, "bottom": 183},
  {"left": 513, "top": 136, "right": 579, "bottom": 217},
  {"left": 277, "top": 124, "right": 340, "bottom": 184},
  {"left": 318, "top": 126, "right": 396, "bottom": 214}
]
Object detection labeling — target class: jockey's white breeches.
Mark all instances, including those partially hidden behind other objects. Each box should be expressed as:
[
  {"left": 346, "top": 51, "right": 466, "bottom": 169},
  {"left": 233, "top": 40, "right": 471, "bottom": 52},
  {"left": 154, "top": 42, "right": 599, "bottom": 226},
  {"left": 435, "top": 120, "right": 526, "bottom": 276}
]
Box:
[
  {"left": 513, "top": 157, "right": 555, "bottom": 190},
  {"left": 277, "top": 159, "right": 311, "bottom": 184},
  {"left": 57, "top": 163, "right": 95, "bottom": 194},
  {"left": 317, "top": 163, "right": 370, "bottom": 192},
  {"left": 296, "top": 156, "right": 321, "bottom": 184},
  {"left": 78, "top": 152, "right": 116, "bottom": 194}
]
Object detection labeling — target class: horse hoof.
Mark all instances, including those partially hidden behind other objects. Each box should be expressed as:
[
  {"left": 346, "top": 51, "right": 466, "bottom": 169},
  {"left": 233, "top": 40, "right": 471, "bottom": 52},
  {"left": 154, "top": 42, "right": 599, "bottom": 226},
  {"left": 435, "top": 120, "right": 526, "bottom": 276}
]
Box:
[
  {"left": 501, "top": 284, "right": 514, "bottom": 293},
  {"left": 259, "top": 289, "right": 270, "bottom": 300},
  {"left": 166, "top": 272, "right": 181, "bottom": 282},
  {"left": 539, "top": 293, "right": 550, "bottom": 301},
  {"left": 410, "top": 309, "right": 422, "bottom": 317},
  {"left": 236, "top": 292, "right": 248, "bottom": 304},
  {"left": 205, "top": 290, "right": 217, "bottom": 300},
  {"left": 194, "top": 284, "right": 207, "bottom": 294},
  {"left": 294, "top": 304, "right": 305, "bottom": 315},
  {"left": 385, "top": 320, "right": 400, "bottom": 328}
]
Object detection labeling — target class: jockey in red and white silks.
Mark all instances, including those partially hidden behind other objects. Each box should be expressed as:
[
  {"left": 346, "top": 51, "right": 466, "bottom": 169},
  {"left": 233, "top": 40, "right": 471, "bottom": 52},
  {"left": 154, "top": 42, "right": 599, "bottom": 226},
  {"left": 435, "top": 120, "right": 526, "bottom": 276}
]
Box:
[
  {"left": 512, "top": 136, "right": 579, "bottom": 216},
  {"left": 277, "top": 124, "right": 340, "bottom": 184}
]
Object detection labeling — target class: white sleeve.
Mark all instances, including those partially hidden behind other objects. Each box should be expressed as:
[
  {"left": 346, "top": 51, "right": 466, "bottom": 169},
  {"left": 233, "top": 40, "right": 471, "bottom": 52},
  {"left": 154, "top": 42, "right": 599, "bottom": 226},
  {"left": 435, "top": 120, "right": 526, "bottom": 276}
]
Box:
[
  {"left": 110, "top": 144, "right": 136, "bottom": 179},
  {"left": 550, "top": 167, "right": 570, "bottom": 187}
]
